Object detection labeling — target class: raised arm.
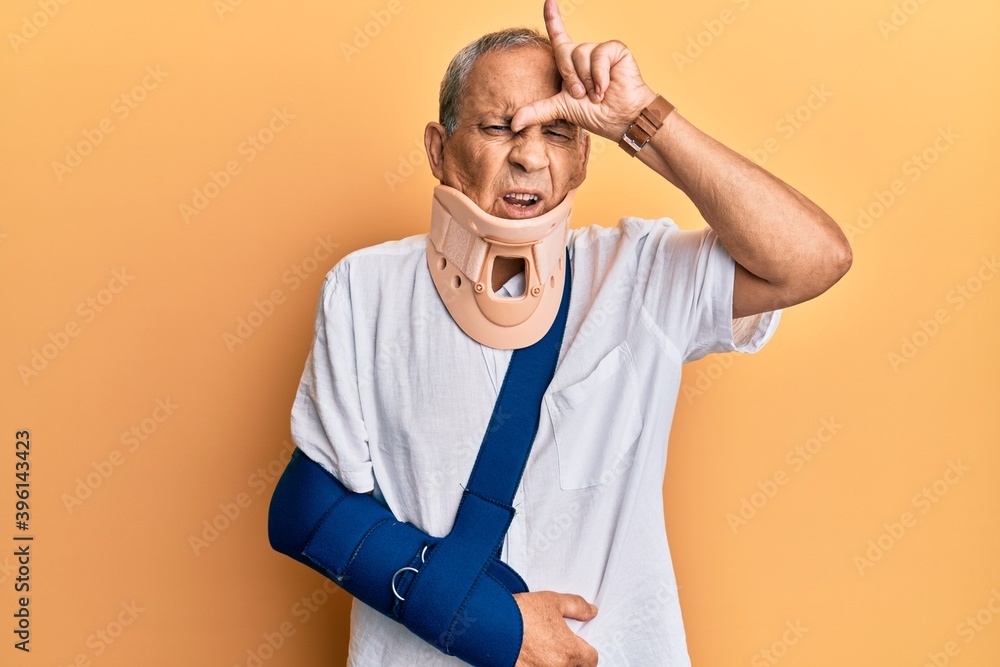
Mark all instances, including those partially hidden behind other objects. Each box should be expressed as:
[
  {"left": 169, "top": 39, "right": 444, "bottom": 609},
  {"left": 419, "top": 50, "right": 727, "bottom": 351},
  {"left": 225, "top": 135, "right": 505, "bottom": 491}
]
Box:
[{"left": 512, "top": 0, "right": 852, "bottom": 319}]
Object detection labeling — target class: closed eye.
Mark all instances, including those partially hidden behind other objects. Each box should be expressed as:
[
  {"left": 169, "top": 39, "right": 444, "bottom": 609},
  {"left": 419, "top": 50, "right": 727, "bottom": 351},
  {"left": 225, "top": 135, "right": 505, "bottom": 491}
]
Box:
[{"left": 544, "top": 121, "right": 576, "bottom": 140}]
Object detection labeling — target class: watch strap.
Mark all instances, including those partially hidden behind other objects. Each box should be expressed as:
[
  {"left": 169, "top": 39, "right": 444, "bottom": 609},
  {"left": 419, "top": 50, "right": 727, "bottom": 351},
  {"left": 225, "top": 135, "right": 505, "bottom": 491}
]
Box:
[{"left": 619, "top": 94, "right": 675, "bottom": 157}]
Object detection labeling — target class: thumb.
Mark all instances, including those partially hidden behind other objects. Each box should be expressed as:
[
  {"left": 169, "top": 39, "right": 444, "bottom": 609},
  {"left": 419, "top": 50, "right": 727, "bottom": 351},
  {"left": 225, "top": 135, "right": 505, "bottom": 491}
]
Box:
[
  {"left": 556, "top": 593, "right": 599, "bottom": 622},
  {"left": 511, "top": 91, "right": 572, "bottom": 133}
]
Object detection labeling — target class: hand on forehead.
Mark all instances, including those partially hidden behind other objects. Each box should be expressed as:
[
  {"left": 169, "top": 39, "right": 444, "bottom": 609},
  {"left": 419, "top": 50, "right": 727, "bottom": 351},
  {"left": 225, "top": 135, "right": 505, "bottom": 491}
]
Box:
[{"left": 511, "top": 0, "right": 657, "bottom": 141}]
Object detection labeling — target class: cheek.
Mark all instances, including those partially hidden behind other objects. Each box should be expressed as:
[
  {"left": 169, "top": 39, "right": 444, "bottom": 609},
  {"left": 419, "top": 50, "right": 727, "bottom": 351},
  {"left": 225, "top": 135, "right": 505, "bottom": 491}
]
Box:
[
  {"left": 551, "top": 149, "right": 586, "bottom": 188},
  {"left": 463, "top": 145, "right": 509, "bottom": 189},
  {"left": 442, "top": 146, "right": 478, "bottom": 190}
]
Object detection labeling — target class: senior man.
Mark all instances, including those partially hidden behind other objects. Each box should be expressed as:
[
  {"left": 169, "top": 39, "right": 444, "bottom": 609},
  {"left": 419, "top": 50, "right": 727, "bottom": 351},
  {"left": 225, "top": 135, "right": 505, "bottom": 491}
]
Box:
[{"left": 269, "top": 1, "right": 851, "bottom": 665}]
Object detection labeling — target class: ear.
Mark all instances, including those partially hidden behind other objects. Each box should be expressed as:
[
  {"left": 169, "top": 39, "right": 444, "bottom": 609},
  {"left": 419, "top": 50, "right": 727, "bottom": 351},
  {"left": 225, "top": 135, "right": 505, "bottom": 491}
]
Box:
[{"left": 424, "top": 122, "right": 447, "bottom": 181}]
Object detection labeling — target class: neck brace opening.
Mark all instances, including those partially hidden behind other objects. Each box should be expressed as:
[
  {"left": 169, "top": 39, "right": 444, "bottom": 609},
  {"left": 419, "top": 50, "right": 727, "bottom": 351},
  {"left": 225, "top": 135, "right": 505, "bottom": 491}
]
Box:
[{"left": 427, "top": 184, "right": 575, "bottom": 349}]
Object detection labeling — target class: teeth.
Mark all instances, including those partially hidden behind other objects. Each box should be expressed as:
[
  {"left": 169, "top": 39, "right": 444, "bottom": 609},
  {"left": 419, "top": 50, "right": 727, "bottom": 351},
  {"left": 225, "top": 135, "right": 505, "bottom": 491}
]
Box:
[{"left": 508, "top": 193, "right": 538, "bottom": 203}]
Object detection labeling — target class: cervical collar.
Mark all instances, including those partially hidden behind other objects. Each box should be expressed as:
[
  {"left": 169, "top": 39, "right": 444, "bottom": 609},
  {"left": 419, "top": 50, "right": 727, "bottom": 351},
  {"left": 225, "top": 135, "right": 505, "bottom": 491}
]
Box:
[{"left": 427, "top": 184, "right": 575, "bottom": 349}]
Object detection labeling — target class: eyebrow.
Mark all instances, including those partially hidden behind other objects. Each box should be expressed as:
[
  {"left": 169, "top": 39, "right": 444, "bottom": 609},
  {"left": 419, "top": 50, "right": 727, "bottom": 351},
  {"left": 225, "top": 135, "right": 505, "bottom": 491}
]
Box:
[
  {"left": 478, "top": 115, "right": 514, "bottom": 125},
  {"left": 476, "top": 115, "right": 577, "bottom": 132}
]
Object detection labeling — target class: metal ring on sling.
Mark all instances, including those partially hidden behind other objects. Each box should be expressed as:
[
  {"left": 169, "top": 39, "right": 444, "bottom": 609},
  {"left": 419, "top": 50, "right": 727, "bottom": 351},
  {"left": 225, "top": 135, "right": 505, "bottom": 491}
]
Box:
[
  {"left": 391, "top": 567, "right": 420, "bottom": 602},
  {"left": 391, "top": 546, "right": 429, "bottom": 602}
]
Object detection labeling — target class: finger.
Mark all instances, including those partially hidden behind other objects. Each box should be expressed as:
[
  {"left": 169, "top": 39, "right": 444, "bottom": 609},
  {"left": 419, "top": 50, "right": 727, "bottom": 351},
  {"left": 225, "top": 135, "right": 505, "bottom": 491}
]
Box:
[
  {"left": 543, "top": 0, "right": 573, "bottom": 48},
  {"left": 510, "top": 91, "right": 571, "bottom": 133},
  {"left": 554, "top": 50, "right": 587, "bottom": 100},
  {"left": 570, "top": 43, "right": 601, "bottom": 103},
  {"left": 590, "top": 40, "right": 627, "bottom": 100},
  {"left": 556, "top": 593, "right": 599, "bottom": 622},
  {"left": 543, "top": 0, "right": 586, "bottom": 99}
]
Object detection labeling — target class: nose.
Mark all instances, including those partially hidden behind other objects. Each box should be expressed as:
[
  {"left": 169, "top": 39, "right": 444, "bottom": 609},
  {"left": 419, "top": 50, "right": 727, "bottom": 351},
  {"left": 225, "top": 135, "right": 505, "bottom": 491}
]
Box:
[{"left": 508, "top": 129, "right": 549, "bottom": 173}]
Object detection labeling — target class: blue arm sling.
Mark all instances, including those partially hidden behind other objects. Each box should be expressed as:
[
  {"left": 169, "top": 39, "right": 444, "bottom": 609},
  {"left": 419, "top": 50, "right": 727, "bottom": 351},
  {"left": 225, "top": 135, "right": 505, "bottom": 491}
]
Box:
[{"left": 268, "top": 251, "right": 572, "bottom": 667}]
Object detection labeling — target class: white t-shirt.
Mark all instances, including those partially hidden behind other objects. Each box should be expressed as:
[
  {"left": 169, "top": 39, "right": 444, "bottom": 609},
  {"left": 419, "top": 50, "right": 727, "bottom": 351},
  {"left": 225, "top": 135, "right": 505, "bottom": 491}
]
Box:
[{"left": 290, "top": 216, "right": 780, "bottom": 666}]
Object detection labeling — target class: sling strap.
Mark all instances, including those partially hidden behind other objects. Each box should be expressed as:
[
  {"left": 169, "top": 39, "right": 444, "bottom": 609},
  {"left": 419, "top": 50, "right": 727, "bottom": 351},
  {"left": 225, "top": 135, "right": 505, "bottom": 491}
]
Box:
[{"left": 269, "top": 249, "right": 572, "bottom": 667}]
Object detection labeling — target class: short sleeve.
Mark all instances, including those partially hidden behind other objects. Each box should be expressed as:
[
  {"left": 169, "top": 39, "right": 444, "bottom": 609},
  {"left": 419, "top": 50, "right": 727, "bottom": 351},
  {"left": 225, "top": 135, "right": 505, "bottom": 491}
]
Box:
[
  {"left": 632, "top": 219, "right": 780, "bottom": 364},
  {"left": 289, "top": 262, "right": 374, "bottom": 493}
]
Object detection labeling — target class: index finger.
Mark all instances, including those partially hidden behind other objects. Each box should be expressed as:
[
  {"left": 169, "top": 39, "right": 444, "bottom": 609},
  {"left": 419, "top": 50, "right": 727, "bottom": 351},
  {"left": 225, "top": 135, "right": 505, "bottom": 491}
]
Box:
[
  {"left": 543, "top": 0, "right": 573, "bottom": 48},
  {"left": 542, "top": 0, "right": 586, "bottom": 97}
]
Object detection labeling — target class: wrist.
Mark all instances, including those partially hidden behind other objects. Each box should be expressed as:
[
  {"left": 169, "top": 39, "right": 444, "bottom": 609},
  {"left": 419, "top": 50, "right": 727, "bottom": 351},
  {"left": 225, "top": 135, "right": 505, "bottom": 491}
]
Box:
[{"left": 618, "top": 91, "right": 675, "bottom": 157}]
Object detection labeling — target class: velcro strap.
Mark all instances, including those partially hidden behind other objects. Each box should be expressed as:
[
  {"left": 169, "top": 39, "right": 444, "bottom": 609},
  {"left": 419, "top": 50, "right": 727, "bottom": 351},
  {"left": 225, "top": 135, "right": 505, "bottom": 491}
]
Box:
[
  {"left": 399, "top": 492, "right": 515, "bottom": 651},
  {"left": 436, "top": 216, "right": 490, "bottom": 281},
  {"left": 532, "top": 242, "right": 548, "bottom": 284},
  {"left": 302, "top": 493, "right": 396, "bottom": 578}
]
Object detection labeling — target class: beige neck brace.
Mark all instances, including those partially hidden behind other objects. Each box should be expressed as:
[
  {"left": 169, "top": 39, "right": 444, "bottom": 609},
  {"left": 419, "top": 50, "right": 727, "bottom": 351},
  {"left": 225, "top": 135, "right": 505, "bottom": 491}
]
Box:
[{"left": 426, "top": 184, "right": 575, "bottom": 349}]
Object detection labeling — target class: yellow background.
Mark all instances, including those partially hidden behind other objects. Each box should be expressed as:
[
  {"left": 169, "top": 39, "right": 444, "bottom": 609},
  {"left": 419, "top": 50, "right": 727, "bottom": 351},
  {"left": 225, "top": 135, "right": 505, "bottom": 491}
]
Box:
[{"left": 2, "top": 0, "right": 999, "bottom": 665}]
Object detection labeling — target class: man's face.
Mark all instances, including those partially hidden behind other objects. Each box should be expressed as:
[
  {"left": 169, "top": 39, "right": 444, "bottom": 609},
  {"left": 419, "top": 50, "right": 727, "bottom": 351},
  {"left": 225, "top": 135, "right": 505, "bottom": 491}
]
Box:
[{"left": 427, "top": 45, "right": 589, "bottom": 219}]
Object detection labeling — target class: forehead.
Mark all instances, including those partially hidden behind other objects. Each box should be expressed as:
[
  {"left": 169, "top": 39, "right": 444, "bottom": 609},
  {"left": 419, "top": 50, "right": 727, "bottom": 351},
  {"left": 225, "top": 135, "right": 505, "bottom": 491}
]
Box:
[{"left": 460, "top": 46, "right": 561, "bottom": 118}]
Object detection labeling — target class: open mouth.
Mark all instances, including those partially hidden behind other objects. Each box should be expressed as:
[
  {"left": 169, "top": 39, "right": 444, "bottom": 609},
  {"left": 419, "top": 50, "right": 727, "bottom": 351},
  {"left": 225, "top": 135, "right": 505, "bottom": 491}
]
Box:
[{"left": 502, "top": 192, "right": 541, "bottom": 209}]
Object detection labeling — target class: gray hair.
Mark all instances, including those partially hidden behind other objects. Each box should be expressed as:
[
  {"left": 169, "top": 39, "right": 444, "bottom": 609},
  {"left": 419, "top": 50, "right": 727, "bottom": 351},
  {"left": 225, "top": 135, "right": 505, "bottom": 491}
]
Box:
[{"left": 439, "top": 28, "right": 552, "bottom": 136}]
